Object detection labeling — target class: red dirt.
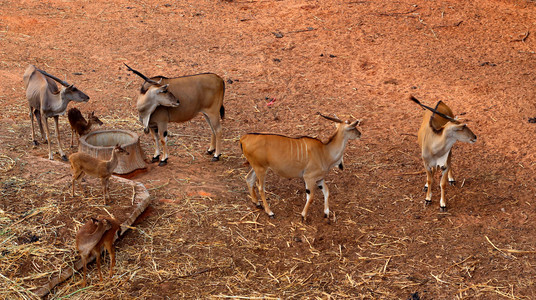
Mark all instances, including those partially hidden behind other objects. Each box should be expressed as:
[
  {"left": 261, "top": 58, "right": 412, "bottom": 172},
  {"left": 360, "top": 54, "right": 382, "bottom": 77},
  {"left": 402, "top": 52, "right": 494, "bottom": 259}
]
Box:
[{"left": 1, "top": 0, "right": 536, "bottom": 298}]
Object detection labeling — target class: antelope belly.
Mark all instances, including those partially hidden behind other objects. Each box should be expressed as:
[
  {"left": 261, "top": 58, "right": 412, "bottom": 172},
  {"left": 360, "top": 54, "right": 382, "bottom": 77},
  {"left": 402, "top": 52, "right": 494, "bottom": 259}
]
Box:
[{"left": 426, "top": 150, "right": 450, "bottom": 170}]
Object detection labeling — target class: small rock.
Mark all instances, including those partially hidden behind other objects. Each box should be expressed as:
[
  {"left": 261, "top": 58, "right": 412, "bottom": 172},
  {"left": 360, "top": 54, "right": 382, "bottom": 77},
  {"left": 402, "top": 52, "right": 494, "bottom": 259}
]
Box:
[{"left": 408, "top": 292, "right": 420, "bottom": 300}]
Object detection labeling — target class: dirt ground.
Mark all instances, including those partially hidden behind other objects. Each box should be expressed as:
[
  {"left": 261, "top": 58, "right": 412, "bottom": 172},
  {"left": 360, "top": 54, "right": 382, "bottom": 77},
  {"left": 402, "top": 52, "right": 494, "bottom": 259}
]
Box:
[{"left": 1, "top": 0, "right": 536, "bottom": 299}]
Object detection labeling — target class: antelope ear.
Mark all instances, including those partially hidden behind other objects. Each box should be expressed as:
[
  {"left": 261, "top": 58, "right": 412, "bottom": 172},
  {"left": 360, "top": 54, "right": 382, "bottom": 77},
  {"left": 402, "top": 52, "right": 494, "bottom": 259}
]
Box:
[
  {"left": 141, "top": 113, "right": 151, "bottom": 132},
  {"left": 160, "top": 84, "right": 169, "bottom": 92},
  {"left": 456, "top": 124, "right": 467, "bottom": 131},
  {"left": 348, "top": 120, "right": 360, "bottom": 127}
]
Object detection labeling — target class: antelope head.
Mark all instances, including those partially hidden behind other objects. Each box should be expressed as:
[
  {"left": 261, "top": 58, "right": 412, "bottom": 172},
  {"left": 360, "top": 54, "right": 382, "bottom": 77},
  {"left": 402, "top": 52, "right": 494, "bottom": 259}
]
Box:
[
  {"left": 124, "top": 64, "right": 180, "bottom": 131},
  {"left": 410, "top": 95, "right": 476, "bottom": 143},
  {"left": 38, "top": 69, "right": 90, "bottom": 102},
  {"left": 318, "top": 112, "right": 362, "bottom": 140}
]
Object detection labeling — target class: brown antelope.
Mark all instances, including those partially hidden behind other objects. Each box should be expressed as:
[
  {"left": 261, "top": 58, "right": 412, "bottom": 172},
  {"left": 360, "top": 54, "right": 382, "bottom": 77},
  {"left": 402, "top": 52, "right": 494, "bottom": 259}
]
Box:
[
  {"left": 67, "top": 107, "right": 104, "bottom": 147},
  {"left": 76, "top": 216, "right": 120, "bottom": 287},
  {"left": 240, "top": 113, "right": 361, "bottom": 221},
  {"left": 125, "top": 64, "right": 225, "bottom": 166},
  {"left": 23, "top": 65, "right": 90, "bottom": 161},
  {"left": 411, "top": 96, "right": 477, "bottom": 212},
  {"left": 69, "top": 144, "right": 129, "bottom": 205}
]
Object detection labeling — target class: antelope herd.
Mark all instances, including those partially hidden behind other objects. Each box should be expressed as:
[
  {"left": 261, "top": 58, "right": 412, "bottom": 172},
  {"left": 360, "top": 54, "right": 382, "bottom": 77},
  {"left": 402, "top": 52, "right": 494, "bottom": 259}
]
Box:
[{"left": 22, "top": 64, "right": 477, "bottom": 285}]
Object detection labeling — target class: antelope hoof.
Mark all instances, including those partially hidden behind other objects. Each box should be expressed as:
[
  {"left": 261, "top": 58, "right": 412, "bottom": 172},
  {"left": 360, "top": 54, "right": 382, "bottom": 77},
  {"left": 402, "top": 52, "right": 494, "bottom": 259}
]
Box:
[
  {"left": 158, "top": 158, "right": 168, "bottom": 166},
  {"left": 440, "top": 206, "right": 447, "bottom": 212},
  {"left": 211, "top": 154, "right": 221, "bottom": 162},
  {"left": 423, "top": 186, "right": 428, "bottom": 192},
  {"left": 206, "top": 149, "right": 215, "bottom": 155},
  {"left": 449, "top": 180, "right": 456, "bottom": 186},
  {"left": 324, "top": 213, "right": 329, "bottom": 218},
  {"left": 32, "top": 140, "right": 39, "bottom": 146},
  {"left": 268, "top": 214, "right": 275, "bottom": 219},
  {"left": 256, "top": 204, "right": 263, "bottom": 209},
  {"left": 424, "top": 200, "right": 432, "bottom": 206},
  {"left": 61, "top": 155, "right": 68, "bottom": 162},
  {"left": 151, "top": 155, "right": 160, "bottom": 163}
]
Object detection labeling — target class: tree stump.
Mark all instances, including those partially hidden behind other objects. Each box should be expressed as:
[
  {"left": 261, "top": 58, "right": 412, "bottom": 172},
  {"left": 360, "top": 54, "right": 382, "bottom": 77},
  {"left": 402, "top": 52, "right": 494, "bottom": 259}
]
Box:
[{"left": 79, "top": 129, "right": 146, "bottom": 174}]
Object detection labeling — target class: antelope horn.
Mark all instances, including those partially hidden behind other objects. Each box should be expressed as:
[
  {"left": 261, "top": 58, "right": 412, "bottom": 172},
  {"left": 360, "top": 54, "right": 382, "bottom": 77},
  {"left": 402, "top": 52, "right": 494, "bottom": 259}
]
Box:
[
  {"left": 317, "top": 112, "right": 343, "bottom": 123},
  {"left": 409, "top": 95, "right": 457, "bottom": 122},
  {"left": 37, "top": 69, "right": 70, "bottom": 87},
  {"left": 124, "top": 63, "right": 160, "bottom": 85}
]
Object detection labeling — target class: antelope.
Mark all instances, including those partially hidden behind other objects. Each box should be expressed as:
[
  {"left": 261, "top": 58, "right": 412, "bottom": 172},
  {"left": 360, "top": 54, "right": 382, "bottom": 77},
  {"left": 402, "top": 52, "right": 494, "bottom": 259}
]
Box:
[
  {"left": 69, "top": 144, "right": 129, "bottom": 205},
  {"left": 67, "top": 107, "right": 104, "bottom": 147},
  {"left": 239, "top": 113, "right": 361, "bottom": 221},
  {"left": 411, "top": 95, "right": 477, "bottom": 212},
  {"left": 75, "top": 216, "right": 120, "bottom": 287},
  {"left": 23, "top": 65, "right": 90, "bottom": 161},
  {"left": 125, "top": 64, "right": 225, "bottom": 166}
]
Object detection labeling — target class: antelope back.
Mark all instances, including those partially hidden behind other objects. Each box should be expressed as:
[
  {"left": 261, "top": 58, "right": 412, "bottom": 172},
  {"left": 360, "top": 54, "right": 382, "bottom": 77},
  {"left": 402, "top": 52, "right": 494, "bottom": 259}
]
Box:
[
  {"left": 68, "top": 107, "right": 84, "bottom": 124},
  {"left": 76, "top": 218, "right": 110, "bottom": 256},
  {"left": 429, "top": 101, "right": 455, "bottom": 131}
]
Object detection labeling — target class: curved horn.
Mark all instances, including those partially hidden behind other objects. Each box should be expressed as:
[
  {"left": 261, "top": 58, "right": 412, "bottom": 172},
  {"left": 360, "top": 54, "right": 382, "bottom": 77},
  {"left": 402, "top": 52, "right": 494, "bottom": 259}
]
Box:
[
  {"left": 124, "top": 63, "right": 160, "bottom": 85},
  {"left": 409, "top": 95, "right": 457, "bottom": 122},
  {"left": 317, "top": 112, "right": 343, "bottom": 123},
  {"left": 37, "top": 69, "right": 70, "bottom": 87}
]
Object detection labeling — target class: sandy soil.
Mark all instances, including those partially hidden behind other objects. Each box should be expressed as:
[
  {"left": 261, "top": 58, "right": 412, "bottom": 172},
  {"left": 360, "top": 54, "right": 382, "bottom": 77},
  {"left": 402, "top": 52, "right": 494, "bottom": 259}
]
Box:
[{"left": 1, "top": 0, "right": 536, "bottom": 298}]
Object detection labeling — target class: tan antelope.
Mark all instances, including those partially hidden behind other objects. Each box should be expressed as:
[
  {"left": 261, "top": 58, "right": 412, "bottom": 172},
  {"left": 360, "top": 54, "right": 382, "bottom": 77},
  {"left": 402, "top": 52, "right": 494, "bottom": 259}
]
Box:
[
  {"left": 125, "top": 64, "right": 225, "bottom": 166},
  {"left": 68, "top": 107, "right": 104, "bottom": 147},
  {"left": 411, "top": 96, "right": 477, "bottom": 211},
  {"left": 69, "top": 144, "right": 129, "bottom": 205},
  {"left": 76, "top": 216, "right": 120, "bottom": 287},
  {"left": 23, "top": 65, "right": 90, "bottom": 161},
  {"left": 240, "top": 113, "right": 361, "bottom": 221}
]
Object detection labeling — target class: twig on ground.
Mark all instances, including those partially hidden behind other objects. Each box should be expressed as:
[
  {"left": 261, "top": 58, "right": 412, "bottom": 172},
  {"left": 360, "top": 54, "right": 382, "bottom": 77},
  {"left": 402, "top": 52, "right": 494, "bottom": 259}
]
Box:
[
  {"left": 513, "top": 31, "right": 530, "bottom": 42},
  {"left": 485, "top": 236, "right": 516, "bottom": 259},
  {"left": 433, "top": 21, "right": 463, "bottom": 28},
  {"left": 379, "top": 6, "right": 419, "bottom": 16}
]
